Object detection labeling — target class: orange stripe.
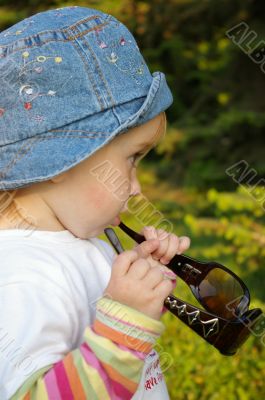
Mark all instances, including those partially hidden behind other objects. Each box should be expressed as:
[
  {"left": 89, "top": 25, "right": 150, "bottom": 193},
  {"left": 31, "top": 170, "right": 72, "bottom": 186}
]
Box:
[
  {"left": 101, "top": 360, "right": 138, "bottom": 393},
  {"left": 23, "top": 393, "right": 31, "bottom": 400},
  {"left": 63, "top": 353, "right": 87, "bottom": 400},
  {"left": 94, "top": 319, "right": 152, "bottom": 354}
]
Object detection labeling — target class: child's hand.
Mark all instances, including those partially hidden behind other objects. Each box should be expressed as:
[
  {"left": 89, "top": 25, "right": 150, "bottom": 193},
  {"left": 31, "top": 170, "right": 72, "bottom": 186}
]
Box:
[
  {"left": 103, "top": 239, "right": 175, "bottom": 320},
  {"left": 135, "top": 226, "right": 191, "bottom": 267}
]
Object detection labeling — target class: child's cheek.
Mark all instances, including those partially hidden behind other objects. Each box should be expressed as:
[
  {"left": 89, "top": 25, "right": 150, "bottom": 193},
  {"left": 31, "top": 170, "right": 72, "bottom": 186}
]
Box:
[{"left": 87, "top": 182, "right": 120, "bottom": 211}]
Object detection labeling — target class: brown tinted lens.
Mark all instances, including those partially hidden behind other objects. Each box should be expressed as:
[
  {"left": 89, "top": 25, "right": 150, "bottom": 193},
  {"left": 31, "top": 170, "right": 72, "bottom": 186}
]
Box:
[{"left": 198, "top": 268, "right": 244, "bottom": 319}]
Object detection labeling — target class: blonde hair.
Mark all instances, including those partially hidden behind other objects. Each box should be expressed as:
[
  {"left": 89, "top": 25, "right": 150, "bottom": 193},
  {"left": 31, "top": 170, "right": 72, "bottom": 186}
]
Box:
[
  {"left": 0, "top": 189, "right": 36, "bottom": 231},
  {"left": 0, "top": 190, "right": 17, "bottom": 216}
]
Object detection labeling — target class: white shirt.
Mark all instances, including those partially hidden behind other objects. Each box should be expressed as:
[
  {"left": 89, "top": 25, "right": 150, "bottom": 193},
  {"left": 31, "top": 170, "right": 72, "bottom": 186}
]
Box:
[{"left": 0, "top": 229, "right": 169, "bottom": 399}]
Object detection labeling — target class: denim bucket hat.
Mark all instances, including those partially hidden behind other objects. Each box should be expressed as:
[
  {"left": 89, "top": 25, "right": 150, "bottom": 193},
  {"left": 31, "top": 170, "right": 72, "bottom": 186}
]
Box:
[{"left": 0, "top": 6, "right": 173, "bottom": 190}]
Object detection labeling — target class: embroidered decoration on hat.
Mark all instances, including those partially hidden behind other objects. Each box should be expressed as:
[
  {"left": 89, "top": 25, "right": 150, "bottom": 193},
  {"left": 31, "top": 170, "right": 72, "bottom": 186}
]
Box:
[
  {"left": 120, "top": 37, "right": 126, "bottom": 46},
  {"left": 35, "top": 66, "right": 43, "bottom": 73},
  {"left": 0, "top": 50, "right": 72, "bottom": 125},
  {"left": 99, "top": 41, "right": 108, "bottom": 49},
  {"left": 3, "top": 19, "right": 35, "bottom": 38},
  {"left": 94, "top": 27, "right": 108, "bottom": 49},
  {"left": 54, "top": 11, "right": 64, "bottom": 17},
  {"left": 94, "top": 27, "right": 145, "bottom": 85},
  {"left": 18, "top": 52, "right": 66, "bottom": 113},
  {"left": 108, "top": 52, "right": 118, "bottom": 64},
  {"left": 31, "top": 115, "right": 45, "bottom": 123},
  {"left": 24, "top": 102, "right": 32, "bottom": 110}
]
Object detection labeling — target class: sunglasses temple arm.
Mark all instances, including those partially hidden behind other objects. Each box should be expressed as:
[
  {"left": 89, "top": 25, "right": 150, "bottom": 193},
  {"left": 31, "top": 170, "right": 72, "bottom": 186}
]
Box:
[
  {"left": 104, "top": 227, "right": 217, "bottom": 348},
  {"left": 118, "top": 221, "right": 145, "bottom": 244},
  {"left": 104, "top": 227, "right": 262, "bottom": 356},
  {"left": 164, "top": 294, "right": 223, "bottom": 349},
  {"left": 104, "top": 228, "right": 125, "bottom": 254},
  {"left": 118, "top": 221, "right": 193, "bottom": 276},
  {"left": 165, "top": 294, "right": 263, "bottom": 356}
]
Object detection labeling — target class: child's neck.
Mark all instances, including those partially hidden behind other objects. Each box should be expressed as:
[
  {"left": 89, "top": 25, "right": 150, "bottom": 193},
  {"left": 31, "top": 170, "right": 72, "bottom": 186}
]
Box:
[{"left": 0, "top": 193, "right": 66, "bottom": 232}]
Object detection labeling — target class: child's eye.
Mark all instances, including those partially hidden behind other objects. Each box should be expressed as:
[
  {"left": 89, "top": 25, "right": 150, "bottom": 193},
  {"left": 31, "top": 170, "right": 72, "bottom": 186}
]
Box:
[{"left": 129, "top": 152, "right": 144, "bottom": 167}]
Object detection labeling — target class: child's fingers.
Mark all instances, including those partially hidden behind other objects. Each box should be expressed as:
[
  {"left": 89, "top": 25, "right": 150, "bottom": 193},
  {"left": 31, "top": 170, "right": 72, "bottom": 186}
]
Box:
[
  {"left": 112, "top": 250, "right": 139, "bottom": 277},
  {"left": 133, "top": 238, "right": 160, "bottom": 260},
  {"left": 113, "top": 240, "right": 160, "bottom": 278},
  {"left": 127, "top": 258, "right": 151, "bottom": 279},
  {"left": 143, "top": 266, "right": 164, "bottom": 289},
  {"left": 160, "top": 233, "right": 180, "bottom": 264},
  {"left": 154, "top": 278, "right": 175, "bottom": 300},
  {"left": 177, "top": 236, "right": 191, "bottom": 254},
  {"left": 141, "top": 226, "right": 158, "bottom": 240},
  {"left": 140, "top": 226, "right": 191, "bottom": 262},
  {"left": 150, "top": 228, "right": 172, "bottom": 260}
]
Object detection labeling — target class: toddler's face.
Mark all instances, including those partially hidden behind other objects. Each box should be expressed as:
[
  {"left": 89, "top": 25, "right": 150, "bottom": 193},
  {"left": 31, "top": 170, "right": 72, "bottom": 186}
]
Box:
[
  {"left": 8, "top": 112, "right": 166, "bottom": 238},
  {"left": 49, "top": 112, "right": 166, "bottom": 238}
]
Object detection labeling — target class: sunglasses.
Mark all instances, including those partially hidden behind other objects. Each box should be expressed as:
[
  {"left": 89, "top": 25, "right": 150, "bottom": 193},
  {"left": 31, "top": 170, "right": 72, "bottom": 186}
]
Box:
[{"left": 104, "top": 221, "right": 262, "bottom": 356}]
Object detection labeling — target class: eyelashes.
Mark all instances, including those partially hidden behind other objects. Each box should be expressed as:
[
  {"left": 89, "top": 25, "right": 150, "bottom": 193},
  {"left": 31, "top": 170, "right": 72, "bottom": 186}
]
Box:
[{"left": 130, "top": 151, "right": 146, "bottom": 166}]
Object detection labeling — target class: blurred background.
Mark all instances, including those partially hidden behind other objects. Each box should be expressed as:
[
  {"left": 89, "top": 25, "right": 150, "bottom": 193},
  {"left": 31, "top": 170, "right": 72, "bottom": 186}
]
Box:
[{"left": 1, "top": 1, "right": 264, "bottom": 399}]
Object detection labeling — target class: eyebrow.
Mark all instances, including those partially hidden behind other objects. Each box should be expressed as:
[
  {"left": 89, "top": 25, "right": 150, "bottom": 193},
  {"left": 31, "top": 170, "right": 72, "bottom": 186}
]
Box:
[
  {"left": 136, "top": 130, "right": 165, "bottom": 151},
  {"left": 136, "top": 141, "right": 154, "bottom": 149},
  {"left": 135, "top": 113, "right": 167, "bottom": 151},
  {"left": 135, "top": 141, "right": 156, "bottom": 153}
]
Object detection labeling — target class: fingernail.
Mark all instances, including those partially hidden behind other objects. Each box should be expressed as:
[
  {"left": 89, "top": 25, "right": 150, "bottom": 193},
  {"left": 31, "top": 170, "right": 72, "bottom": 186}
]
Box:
[
  {"left": 160, "top": 257, "right": 169, "bottom": 264},
  {"left": 145, "top": 226, "right": 153, "bottom": 231}
]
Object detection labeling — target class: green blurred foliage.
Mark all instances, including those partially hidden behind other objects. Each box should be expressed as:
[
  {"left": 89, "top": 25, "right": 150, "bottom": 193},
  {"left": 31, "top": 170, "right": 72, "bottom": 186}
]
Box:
[
  {"left": 113, "top": 170, "right": 265, "bottom": 400},
  {"left": 0, "top": 0, "right": 264, "bottom": 187},
  {"left": 1, "top": 1, "right": 265, "bottom": 398}
]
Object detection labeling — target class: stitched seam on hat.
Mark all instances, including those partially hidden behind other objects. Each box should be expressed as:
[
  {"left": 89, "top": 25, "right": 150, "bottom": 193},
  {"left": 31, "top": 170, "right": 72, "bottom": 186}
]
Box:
[
  {"left": 139, "top": 74, "right": 162, "bottom": 119},
  {"left": 81, "top": 36, "right": 116, "bottom": 108},
  {"left": 0, "top": 137, "right": 39, "bottom": 179},
  {"left": 64, "top": 21, "right": 109, "bottom": 40},
  {"left": 0, "top": 16, "right": 107, "bottom": 47},
  {"left": 48, "top": 129, "right": 110, "bottom": 134},
  {"left": 0, "top": 134, "right": 110, "bottom": 180},
  {"left": 64, "top": 14, "right": 108, "bottom": 31},
  {"left": 71, "top": 39, "right": 105, "bottom": 110},
  {"left": 0, "top": 21, "right": 110, "bottom": 57}
]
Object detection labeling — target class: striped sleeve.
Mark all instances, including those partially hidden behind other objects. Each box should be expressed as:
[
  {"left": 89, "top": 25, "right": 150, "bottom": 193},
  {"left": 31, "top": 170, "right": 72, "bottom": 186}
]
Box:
[{"left": 11, "top": 297, "right": 165, "bottom": 400}]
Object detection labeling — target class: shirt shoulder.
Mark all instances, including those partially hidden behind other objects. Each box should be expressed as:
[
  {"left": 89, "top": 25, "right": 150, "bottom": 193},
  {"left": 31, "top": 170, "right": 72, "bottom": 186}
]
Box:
[{"left": 89, "top": 237, "right": 116, "bottom": 262}]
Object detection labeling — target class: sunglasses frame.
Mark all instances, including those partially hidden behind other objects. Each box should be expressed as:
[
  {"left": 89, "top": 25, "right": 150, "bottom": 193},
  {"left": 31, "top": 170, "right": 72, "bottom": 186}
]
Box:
[
  {"left": 118, "top": 221, "right": 250, "bottom": 319},
  {"left": 104, "top": 222, "right": 262, "bottom": 356}
]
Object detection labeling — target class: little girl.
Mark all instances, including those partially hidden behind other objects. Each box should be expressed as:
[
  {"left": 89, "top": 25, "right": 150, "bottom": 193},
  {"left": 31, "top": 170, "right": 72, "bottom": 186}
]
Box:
[{"left": 0, "top": 6, "right": 191, "bottom": 399}]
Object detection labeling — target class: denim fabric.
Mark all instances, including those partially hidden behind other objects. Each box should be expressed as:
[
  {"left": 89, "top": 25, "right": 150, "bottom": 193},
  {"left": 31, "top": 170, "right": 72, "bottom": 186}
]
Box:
[{"left": 0, "top": 6, "right": 173, "bottom": 190}]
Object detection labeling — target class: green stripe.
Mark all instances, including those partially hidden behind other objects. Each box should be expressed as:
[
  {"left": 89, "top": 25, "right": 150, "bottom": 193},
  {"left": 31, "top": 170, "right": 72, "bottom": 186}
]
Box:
[
  {"left": 96, "top": 312, "right": 157, "bottom": 344},
  {"left": 87, "top": 335, "right": 143, "bottom": 382},
  {"left": 72, "top": 349, "right": 99, "bottom": 400},
  {"left": 11, "top": 365, "right": 52, "bottom": 399},
  {"left": 97, "top": 298, "right": 164, "bottom": 333}
]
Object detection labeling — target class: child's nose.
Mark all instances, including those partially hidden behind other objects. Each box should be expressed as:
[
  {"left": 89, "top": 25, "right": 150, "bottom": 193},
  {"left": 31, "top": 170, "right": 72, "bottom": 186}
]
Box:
[{"left": 130, "top": 171, "right": 141, "bottom": 197}]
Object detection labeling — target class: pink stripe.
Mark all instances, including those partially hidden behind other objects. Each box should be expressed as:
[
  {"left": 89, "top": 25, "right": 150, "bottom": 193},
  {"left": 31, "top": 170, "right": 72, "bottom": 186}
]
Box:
[
  {"left": 80, "top": 343, "right": 114, "bottom": 397},
  {"left": 54, "top": 360, "right": 74, "bottom": 400},
  {"left": 112, "top": 380, "right": 135, "bottom": 399},
  {"left": 117, "top": 343, "right": 146, "bottom": 361},
  {"left": 81, "top": 343, "right": 136, "bottom": 400},
  {"left": 97, "top": 308, "right": 159, "bottom": 336},
  {"left": 44, "top": 368, "right": 62, "bottom": 399}
]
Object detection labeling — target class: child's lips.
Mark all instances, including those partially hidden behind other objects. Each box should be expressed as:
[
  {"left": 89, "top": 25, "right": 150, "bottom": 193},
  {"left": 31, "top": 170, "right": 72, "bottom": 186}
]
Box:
[{"left": 110, "top": 216, "right": 121, "bottom": 226}]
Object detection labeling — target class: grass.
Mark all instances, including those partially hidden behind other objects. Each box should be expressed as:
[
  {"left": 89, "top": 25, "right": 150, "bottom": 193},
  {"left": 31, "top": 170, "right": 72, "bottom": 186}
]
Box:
[{"left": 100, "top": 166, "right": 265, "bottom": 399}]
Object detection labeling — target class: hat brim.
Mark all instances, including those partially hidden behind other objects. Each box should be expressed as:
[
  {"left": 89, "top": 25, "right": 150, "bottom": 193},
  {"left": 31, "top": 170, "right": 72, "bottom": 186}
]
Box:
[{"left": 0, "top": 71, "right": 173, "bottom": 190}]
